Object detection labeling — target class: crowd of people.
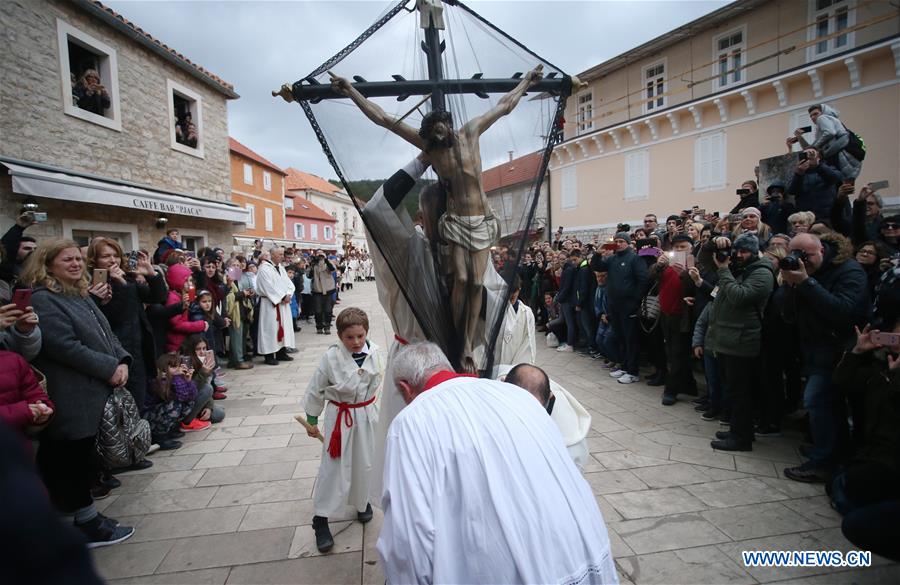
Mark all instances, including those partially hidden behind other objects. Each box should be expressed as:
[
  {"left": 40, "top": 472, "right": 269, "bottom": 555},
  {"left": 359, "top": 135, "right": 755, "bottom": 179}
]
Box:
[
  {"left": 500, "top": 104, "right": 898, "bottom": 559},
  {"left": 0, "top": 218, "right": 377, "bottom": 550}
]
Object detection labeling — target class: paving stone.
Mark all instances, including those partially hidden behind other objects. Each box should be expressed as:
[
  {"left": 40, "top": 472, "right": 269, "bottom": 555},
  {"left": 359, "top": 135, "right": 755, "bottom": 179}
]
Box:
[
  {"left": 108, "top": 567, "right": 230, "bottom": 584},
  {"left": 196, "top": 462, "right": 295, "bottom": 486},
  {"left": 193, "top": 451, "right": 247, "bottom": 469},
  {"left": 616, "top": 545, "right": 755, "bottom": 585},
  {"left": 221, "top": 435, "right": 292, "bottom": 452},
  {"left": 630, "top": 463, "right": 714, "bottom": 488},
  {"left": 118, "top": 454, "right": 204, "bottom": 475},
  {"left": 144, "top": 470, "right": 207, "bottom": 492},
  {"left": 685, "top": 478, "right": 791, "bottom": 508},
  {"left": 114, "top": 473, "right": 158, "bottom": 494},
  {"left": 759, "top": 476, "right": 827, "bottom": 499},
  {"left": 584, "top": 470, "right": 649, "bottom": 495},
  {"left": 781, "top": 496, "right": 842, "bottom": 528},
  {"left": 605, "top": 487, "right": 708, "bottom": 519},
  {"left": 289, "top": 521, "right": 364, "bottom": 558},
  {"left": 701, "top": 501, "right": 821, "bottom": 540},
  {"left": 610, "top": 513, "right": 731, "bottom": 554},
  {"left": 733, "top": 454, "right": 778, "bottom": 477},
  {"left": 204, "top": 426, "right": 259, "bottom": 441},
  {"left": 91, "top": 539, "right": 173, "bottom": 580},
  {"left": 238, "top": 499, "right": 317, "bottom": 532},
  {"left": 585, "top": 435, "right": 624, "bottom": 453},
  {"left": 105, "top": 487, "right": 218, "bottom": 516},
  {"left": 592, "top": 450, "right": 675, "bottom": 470},
  {"left": 241, "top": 445, "right": 323, "bottom": 465},
  {"left": 668, "top": 445, "right": 735, "bottom": 470},
  {"left": 225, "top": 552, "right": 362, "bottom": 584},
  {"left": 292, "top": 459, "right": 322, "bottom": 479},
  {"left": 241, "top": 413, "right": 298, "bottom": 426},
  {"left": 174, "top": 439, "right": 230, "bottom": 455},
  {"left": 156, "top": 527, "right": 294, "bottom": 573},
  {"left": 130, "top": 506, "right": 248, "bottom": 542},
  {"left": 253, "top": 422, "right": 306, "bottom": 436},
  {"left": 208, "top": 478, "right": 316, "bottom": 507}
]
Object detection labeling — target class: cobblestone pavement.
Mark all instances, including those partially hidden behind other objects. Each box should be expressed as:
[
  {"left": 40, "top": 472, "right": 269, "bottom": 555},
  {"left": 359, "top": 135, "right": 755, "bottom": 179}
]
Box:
[{"left": 94, "top": 282, "right": 899, "bottom": 584}]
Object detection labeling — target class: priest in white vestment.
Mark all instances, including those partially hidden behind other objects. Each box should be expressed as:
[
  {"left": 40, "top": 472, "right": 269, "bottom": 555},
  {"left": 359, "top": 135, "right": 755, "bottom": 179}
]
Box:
[
  {"left": 378, "top": 342, "right": 617, "bottom": 585},
  {"left": 254, "top": 247, "right": 296, "bottom": 365},
  {"left": 498, "top": 278, "right": 537, "bottom": 366}
]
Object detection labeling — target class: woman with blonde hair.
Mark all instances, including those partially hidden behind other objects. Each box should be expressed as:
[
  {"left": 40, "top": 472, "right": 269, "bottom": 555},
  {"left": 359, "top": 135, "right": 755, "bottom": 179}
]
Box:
[
  {"left": 788, "top": 211, "right": 816, "bottom": 235},
  {"left": 21, "top": 239, "right": 135, "bottom": 548}
]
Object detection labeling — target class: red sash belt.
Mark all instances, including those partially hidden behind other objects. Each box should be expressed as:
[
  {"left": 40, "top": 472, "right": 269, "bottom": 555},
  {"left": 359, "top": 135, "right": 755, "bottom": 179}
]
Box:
[
  {"left": 327, "top": 394, "right": 377, "bottom": 459},
  {"left": 394, "top": 333, "right": 409, "bottom": 345},
  {"left": 275, "top": 301, "right": 284, "bottom": 342}
]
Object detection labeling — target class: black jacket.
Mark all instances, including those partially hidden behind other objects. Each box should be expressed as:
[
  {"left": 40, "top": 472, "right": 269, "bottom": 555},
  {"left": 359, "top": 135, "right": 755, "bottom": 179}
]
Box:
[
  {"left": 590, "top": 247, "right": 649, "bottom": 309},
  {"left": 787, "top": 162, "right": 843, "bottom": 220},
  {"left": 574, "top": 260, "right": 597, "bottom": 309},
  {"left": 556, "top": 261, "right": 578, "bottom": 304},
  {"left": 730, "top": 191, "right": 760, "bottom": 214}
]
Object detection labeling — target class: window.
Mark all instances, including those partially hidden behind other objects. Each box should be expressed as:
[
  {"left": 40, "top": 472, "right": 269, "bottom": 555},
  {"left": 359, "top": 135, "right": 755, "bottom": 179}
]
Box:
[
  {"left": 263, "top": 171, "right": 272, "bottom": 191},
  {"left": 264, "top": 208, "right": 273, "bottom": 232},
  {"left": 713, "top": 27, "right": 746, "bottom": 90},
  {"left": 166, "top": 79, "right": 204, "bottom": 158},
  {"left": 625, "top": 150, "right": 650, "bottom": 200},
  {"left": 694, "top": 131, "right": 726, "bottom": 191},
  {"left": 57, "top": 19, "right": 121, "bottom": 131},
  {"left": 245, "top": 203, "right": 256, "bottom": 228},
  {"left": 324, "top": 226, "right": 333, "bottom": 240},
  {"left": 643, "top": 60, "right": 666, "bottom": 113},
  {"left": 294, "top": 223, "right": 305, "bottom": 239},
  {"left": 808, "top": 0, "right": 855, "bottom": 60},
  {"left": 576, "top": 91, "right": 593, "bottom": 134},
  {"left": 284, "top": 196, "right": 294, "bottom": 210},
  {"left": 311, "top": 224, "right": 319, "bottom": 241},
  {"left": 243, "top": 163, "right": 253, "bottom": 185},
  {"left": 561, "top": 166, "right": 577, "bottom": 209}
]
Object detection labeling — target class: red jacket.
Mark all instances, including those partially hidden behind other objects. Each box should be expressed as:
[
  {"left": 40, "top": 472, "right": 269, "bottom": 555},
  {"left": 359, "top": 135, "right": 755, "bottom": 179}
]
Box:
[
  {"left": 0, "top": 351, "right": 54, "bottom": 431},
  {"left": 164, "top": 264, "right": 206, "bottom": 353},
  {"left": 658, "top": 266, "right": 687, "bottom": 316}
]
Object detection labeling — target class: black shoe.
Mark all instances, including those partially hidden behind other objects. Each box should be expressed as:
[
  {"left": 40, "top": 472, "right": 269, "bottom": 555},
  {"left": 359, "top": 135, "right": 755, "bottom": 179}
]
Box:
[
  {"left": 312, "top": 516, "right": 334, "bottom": 552},
  {"left": 647, "top": 377, "right": 665, "bottom": 387},
  {"left": 715, "top": 430, "right": 755, "bottom": 442},
  {"left": 755, "top": 424, "right": 781, "bottom": 437},
  {"left": 784, "top": 462, "right": 830, "bottom": 483},
  {"left": 700, "top": 409, "right": 719, "bottom": 422},
  {"left": 276, "top": 350, "right": 294, "bottom": 362},
  {"left": 91, "top": 483, "right": 111, "bottom": 500},
  {"left": 110, "top": 459, "right": 153, "bottom": 473},
  {"left": 691, "top": 397, "right": 707, "bottom": 406},
  {"left": 358, "top": 503, "right": 373, "bottom": 524},
  {"left": 694, "top": 403, "right": 710, "bottom": 413},
  {"left": 661, "top": 394, "right": 677, "bottom": 406},
  {"left": 167, "top": 429, "right": 185, "bottom": 439},
  {"left": 99, "top": 473, "right": 121, "bottom": 490},
  {"left": 264, "top": 355, "right": 278, "bottom": 366},
  {"left": 710, "top": 437, "right": 752, "bottom": 452},
  {"left": 156, "top": 438, "right": 182, "bottom": 450},
  {"left": 76, "top": 514, "right": 135, "bottom": 549}
]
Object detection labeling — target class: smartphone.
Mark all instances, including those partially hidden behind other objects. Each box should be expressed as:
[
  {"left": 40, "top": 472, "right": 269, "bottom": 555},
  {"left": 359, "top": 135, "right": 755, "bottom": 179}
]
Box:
[
  {"left": 799, "top": 126, "right": 812, "bottom": 133},
  {"left": 736, "top": 189, "right": 750, "bottom": 195},
  {"left": 12, "top": 288, "right": 32, "bottom": 311},
  {"left": 601, "top": 243, "right": 617, "bottom": 251},
  {"left": 32, "top": 212, "right": 47, "bottom": 222},
  {"left": 92, "top": 268, "right": 108, "bottom": 286},
  {"left": 671, "top": 251, "right": 689, "bottom": 268},
  {"left": 798, "top": 151, "right": 808, "bottom": 162},
  {"left": 694, "top": 209, "right": 706, "bottom": 216},
  {"left": 869, "top": 180, "right": 889, "bottom": 191},
  {"left": 635, "top": 238, "right": 655, "bottom": 250},
  {"left": 872, "top": 332, "right": 900, "bottom": 346},
  {"left": 127, "top": 251, "right": 139, "bottom": 271},
  {"left": 180, "top": 356, "right": 193, "bottom": 369},
  {"left": 187, "top": 287, "right": 196, "bottom": 303}
]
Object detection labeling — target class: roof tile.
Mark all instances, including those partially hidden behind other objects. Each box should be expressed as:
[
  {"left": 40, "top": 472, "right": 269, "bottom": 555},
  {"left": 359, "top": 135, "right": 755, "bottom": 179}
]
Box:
[
  {"left": 229, "top": 137, "right": 286, "bottom": 175},
  {"left": 482, "top": 151, "right": 545, "bottom": 193},
  {"left": 284, "top": 167, "right": 345, "bottom": 196},
  {"left": 286, "top": 195, "right": 337, "bottom": 222}
]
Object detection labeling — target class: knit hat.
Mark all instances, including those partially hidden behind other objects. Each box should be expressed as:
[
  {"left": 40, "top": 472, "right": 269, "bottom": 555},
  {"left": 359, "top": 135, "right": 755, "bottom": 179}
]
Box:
[
  {"left": 732, "top": 233, "right": 760, "bottom": 255},
  {"left": 766, "top": 182, "right": 785, "bottom": 195},
  {"left": 742, "top": 207, "right": 762, "bottom": 218},
  {"left": 165, "top": 263, "right": 193, "bottom": 292},
  {"left": 614, "top": 231, "right": 631, "bottom": 242},
  {"left": 671, "top": 234, "right": 693, "bottom": 246}
]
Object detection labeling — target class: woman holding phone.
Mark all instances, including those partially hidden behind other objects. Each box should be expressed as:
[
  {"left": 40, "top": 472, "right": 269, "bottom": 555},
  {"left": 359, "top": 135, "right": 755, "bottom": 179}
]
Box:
[
  {"left": 19, "top": 239, "right": 135, "bottom": 548},
  {"left": 87, "top": 238, "right": 167, "bottom": 410}
]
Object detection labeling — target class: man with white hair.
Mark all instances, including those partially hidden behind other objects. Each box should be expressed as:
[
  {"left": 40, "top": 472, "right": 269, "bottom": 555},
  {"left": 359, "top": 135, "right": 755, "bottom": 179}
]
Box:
[
  {"left": 255, "top": 247, "right": 296, "bottom": 366},
  {"left": 378, "top": 342, "right": 617, "bottom": 584}
]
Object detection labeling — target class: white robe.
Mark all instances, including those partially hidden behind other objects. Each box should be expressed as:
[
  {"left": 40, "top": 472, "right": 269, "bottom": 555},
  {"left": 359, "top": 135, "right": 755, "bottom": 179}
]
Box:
[
  {"left": 378, "top": 376, "right": 617, "bottom": 585},
  {"left": 499, "top": 300, "right": 536, "bottom": 366},
  {"left": 254, "top": 261, "right": 295, "bottom": 355},
  {"left": 497, "top": 364, "right": 592, "bottom": 472},
  {"left": 303, "top": 342, "right": 383, "bottom": 517}
]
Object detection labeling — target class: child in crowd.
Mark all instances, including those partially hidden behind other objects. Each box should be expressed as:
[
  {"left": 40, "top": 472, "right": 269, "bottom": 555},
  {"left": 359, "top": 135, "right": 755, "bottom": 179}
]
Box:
[
  {"left": 144, "top": 353, "right": 200, "bottom": 450},
  {"left": 164, "top": 264, "right": 207, "bottom": 353},
  {"left": 189, "top": 290, "right": 229, "bottom": 397},
  {"left": 180, "top": 335, "right": 225, "bottom": 422},
  {"left": 286, "top": 266, "right": 301, "bottom": 332},
  {"left": 0, "top": 350, "right": 54, "bottom": 438},
  {"left": 303, "top": 307, "right": 383, "bottom": 553}
]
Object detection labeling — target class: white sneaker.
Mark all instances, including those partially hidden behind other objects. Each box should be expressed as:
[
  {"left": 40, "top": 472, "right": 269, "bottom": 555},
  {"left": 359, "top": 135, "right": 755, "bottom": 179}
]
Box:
[
  {"left": 556, "top": 344, "right": 573, "bottom": 352},
  {"left": 617, "top": 374, "right": 639, "bottom": 384},
  {"left": 609, "top": 369, "right": 626, "bottom": 378}
]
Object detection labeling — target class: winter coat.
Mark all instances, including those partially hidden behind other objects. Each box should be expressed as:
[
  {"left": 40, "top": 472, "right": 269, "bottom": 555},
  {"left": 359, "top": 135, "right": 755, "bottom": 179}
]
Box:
[
  {"left": 0, "top": 351, "right": 53, "bottom": 431},
  {"left": 705, "top": 258, "right": 775, "bottom": 358},
  {"left": 574, "top": 260, "right": 596, "bottom": 308},
  {"left": 787, "top": 161, "right": 844, "bottom": 221},
  {"left": 809, "top": 104, "right": 862, "bottom": 180},
  {"left": 30, "top": 288, "right": 131, "bottom": 440},
  {"left": 96, "top": 273, "right": 167, "bottom": 403},
  {"left": 556, "top": 261, "right": 577, "bottom": 304},
  {"left": 774, "top": 232, "right": 869, "bottom": 374},
  {"left": 188, "top": 303, "right": 226, "bottom": 354},
  {"left": 153, "top": 236, "right": 183, "bottom": 264},
  {"left": 147, "top": 302, "right": 184, "bottom": 358},
  {"left": 308, "top": 258, "right": 336, "bottom": 294},
  {"left": 730, "top": 192, "right": 761, "bottom": 215},
  {"left": 0, "top": 324, "right": 42, "bottom": 362},
  {"left": 590, "top": 247, "right": 649, "bottom": 310},
  {"left": 164, "top": 264, "right": 205, "bottom": 353},
  {"left": 760, "top": 198, "right": 796, "bottom": 235}
]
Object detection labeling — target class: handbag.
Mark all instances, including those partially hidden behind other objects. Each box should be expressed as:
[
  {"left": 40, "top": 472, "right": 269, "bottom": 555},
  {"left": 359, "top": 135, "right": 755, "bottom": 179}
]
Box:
[
  {"left": 96, "top": 386, "right": 151, "bottom": 469},
  {"left": 640, "top": 282, "right": 661, "bottom": 333}
]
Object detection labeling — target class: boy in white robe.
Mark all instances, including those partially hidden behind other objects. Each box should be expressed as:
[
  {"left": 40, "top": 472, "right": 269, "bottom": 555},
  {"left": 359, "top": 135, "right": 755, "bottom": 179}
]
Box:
[
  {"left": 499, "top": 277, "right": 536, "bottom": 366},
  {"left": 303, "top": 307, "right": 383, "bottom": 552}
]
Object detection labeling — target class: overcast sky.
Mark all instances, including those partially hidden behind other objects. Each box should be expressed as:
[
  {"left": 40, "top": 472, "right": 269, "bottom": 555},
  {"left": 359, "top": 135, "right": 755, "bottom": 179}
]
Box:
[{"left": 107, "top": 0, "right": 730, "bottom": 179}]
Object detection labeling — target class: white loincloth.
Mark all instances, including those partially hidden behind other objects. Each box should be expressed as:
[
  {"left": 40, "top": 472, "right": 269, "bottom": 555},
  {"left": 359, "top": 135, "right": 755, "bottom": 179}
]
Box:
[{"left": 437, "top": 212, "right": 500, "bottom": 251}]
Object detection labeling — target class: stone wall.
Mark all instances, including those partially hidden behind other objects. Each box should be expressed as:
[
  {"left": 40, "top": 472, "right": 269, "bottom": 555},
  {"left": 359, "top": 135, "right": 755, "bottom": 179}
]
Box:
[{"left": 0, "top": 0, "right": 232, "bottom": 202}]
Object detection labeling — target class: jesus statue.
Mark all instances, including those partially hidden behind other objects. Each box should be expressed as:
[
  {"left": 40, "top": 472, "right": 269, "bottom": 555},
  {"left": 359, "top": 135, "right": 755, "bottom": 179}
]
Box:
[{"left": 329, "top": 65, "right": 543, "bottom": 369}]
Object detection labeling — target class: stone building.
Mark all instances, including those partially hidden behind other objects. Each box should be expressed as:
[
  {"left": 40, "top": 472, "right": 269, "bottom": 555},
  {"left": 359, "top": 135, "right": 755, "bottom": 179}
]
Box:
[
  {"left": 229, "top": 137, "right": 287, "bottom": 250},
  {"left": 483, "top": 151, "right": 549, "bottom": 245},
  {"left": 284, "top": 168, "right": 368, "bottom": 253},
  {"left": 0, "top": 0, "right": 246, "bottom": 253},
  {"left": 550, "top": 0, "right": 899, "bottom": 236}
]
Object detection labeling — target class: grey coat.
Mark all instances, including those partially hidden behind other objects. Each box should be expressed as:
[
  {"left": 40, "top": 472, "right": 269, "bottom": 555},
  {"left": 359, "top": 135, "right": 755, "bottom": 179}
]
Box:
[{"left": 30, "top": 288, "right": 131, "bottom": 440}]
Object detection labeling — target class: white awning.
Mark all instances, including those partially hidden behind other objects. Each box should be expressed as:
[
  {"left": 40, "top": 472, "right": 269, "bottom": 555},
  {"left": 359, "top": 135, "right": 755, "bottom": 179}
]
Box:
[{"left": 4, "top": 161, "right": 249, "bottom": 224}]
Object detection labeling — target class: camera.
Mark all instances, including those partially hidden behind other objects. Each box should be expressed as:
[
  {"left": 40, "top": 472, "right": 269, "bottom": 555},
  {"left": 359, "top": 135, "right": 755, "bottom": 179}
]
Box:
[
  {"left": 778, "top": 249, "right": 809, "bottom": 271},
  {"left": 798, "top": 151, "right": 808, "bottom": 163},
  {"left": 127, "top": 250, "right": 139, "bottom": 270},
  {"left": 736, "top": 189, "right": 750, "bottom": 196},
  {"left": 714, "top": 247, "right": 732, "bottom": 263},
  {"left": 798, "top": 126, "right": 812, "bottom": 134}
]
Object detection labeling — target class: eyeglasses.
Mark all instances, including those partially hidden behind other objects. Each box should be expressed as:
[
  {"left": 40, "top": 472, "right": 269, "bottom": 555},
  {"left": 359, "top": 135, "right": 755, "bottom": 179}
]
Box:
[{"left": 882, "top": 223, "right": 899, "bottom": 230}]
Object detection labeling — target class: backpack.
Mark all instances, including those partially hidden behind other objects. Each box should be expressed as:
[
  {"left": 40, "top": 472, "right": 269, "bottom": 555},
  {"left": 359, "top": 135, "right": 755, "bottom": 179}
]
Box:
[
  {"left": 96, "top": 386, "right": 151, "bottom": 469},
  {"left": 842, "top": 123, "right": 866, "bottom": 161}
]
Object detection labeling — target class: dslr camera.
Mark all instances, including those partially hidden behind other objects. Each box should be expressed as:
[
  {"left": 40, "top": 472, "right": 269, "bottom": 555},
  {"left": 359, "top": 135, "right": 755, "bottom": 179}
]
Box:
[
  {"left": 714, "top": 246, "right": 732, "bottom": 263},
  {"left": 779, "top": 249, "right": 808, "bottom": 271}
]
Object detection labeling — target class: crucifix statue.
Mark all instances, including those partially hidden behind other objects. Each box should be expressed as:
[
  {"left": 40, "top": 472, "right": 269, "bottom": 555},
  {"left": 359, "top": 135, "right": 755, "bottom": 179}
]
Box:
[{"left": 274, "top": 0, "right": 574, "bottom": 369}]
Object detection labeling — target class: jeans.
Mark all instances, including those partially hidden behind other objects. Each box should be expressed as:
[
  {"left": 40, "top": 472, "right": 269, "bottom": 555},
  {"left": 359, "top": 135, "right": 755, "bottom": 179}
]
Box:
[
  {"left": 228, "top": 320, "right": 246, "bottom": 366},
  {"left": 609, "top": 306, "right": 640, "bottom": 375},
  {"left": 578, "top": 306, "right": 597, "bottom": 351},
  {"left": 36, "top": 436, "right": 97, "bottom": 513},
  {"left": 718, "top": 353, "right": 757, "bottom": 445},
  {"left": 312, "top": 292, "right": 335, "bottom": 331},
  {"left": 703, "top": 352, "right": 724, "bottom": 412},
  {"left": 547, "top": 316, "right": 567, "bottom": 345},
  {"left": 595, "top": 322, "right": 619, "bottom": 363},
  {"left": 803, "top": 373, "right": 847, "bottom": 467},
  {"left": 560, "top": 302, "right": 578, "bottom": 347},
  {"left": 182, "top": 383, "right": 214, "bottom": 424}
]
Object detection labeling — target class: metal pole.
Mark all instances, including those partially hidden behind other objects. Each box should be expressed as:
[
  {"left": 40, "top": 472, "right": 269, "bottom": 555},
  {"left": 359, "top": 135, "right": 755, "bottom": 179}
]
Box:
[{"left": 422, "top": 21, "right": 445, "bottom": 111}]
